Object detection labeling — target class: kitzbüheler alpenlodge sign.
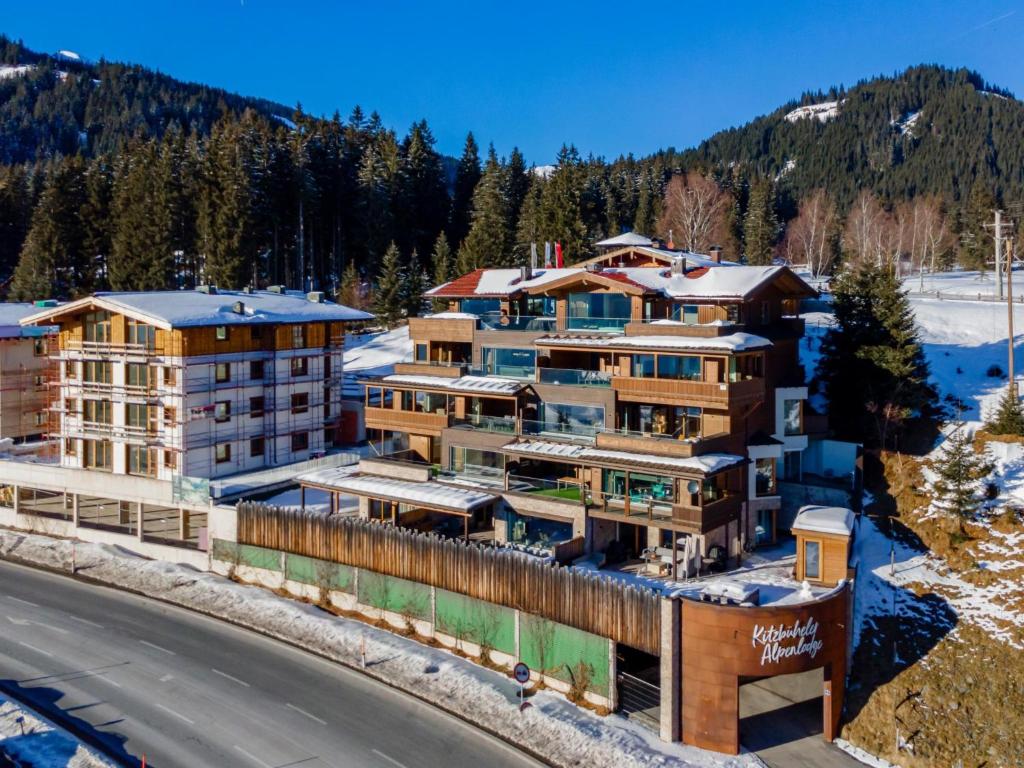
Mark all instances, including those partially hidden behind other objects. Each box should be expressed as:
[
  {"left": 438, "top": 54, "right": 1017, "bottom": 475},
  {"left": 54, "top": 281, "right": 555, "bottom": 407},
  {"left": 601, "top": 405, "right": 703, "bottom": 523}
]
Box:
[{"left": 680, "top": 585, "right": 850, "bottom": 754}]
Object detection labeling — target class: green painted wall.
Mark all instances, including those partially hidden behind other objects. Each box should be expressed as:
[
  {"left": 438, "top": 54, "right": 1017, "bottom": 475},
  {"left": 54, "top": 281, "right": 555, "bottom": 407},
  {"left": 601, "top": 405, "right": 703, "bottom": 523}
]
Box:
[
  {"left": 520, "top": 613, "right": 609, "bottom": 695},
  {"left": 237, "top": 543, "right": 283, "bottom": 572},
  {"left": 212, "top": 539, "right": 238, "bottom": 563},
  {"left": 357, "top": 572, "right": 432, "bottom": 621},
  {"left": 285, "top": 554, "right": 354, "bottom": 593},
  {"left": 435, "top": 589, "right": 515, "bottom": 656}
]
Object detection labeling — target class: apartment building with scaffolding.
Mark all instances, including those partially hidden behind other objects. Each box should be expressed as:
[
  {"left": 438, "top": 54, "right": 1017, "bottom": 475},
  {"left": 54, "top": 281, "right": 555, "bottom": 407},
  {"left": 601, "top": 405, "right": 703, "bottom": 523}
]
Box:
[
  {"left": 0, "top": 287, "right": 371, "bottom": 564},
  {"left": 304, "top": 241, "right": 823, "bottom": 576}
]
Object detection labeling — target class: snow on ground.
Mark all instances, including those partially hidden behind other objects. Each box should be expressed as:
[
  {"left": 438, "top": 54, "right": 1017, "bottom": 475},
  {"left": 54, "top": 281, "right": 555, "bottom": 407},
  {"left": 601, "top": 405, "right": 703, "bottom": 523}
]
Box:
[
  {"left": 783, "top": 100, "right": 842, "bottom": 123},
  {"left": 0, "top": 530, "right": 760, "bottom": 768},
  {"left": 0, "top": 694, "right": 114, "bottom": 768},
  {"left": 905, "top": 268, "right": 1023, "bottom": 300},
  {"left": 892, "top": 109, "right": 921, "bottom": 136},
  {"left": 343, "top": 326, "right": 412, "bottom": 377},
  {"left": 256, "top": 486, "right": 360, "bottom": 514},
  {"left": 0, "top": 64, "right": 34, "bottom": 79}
]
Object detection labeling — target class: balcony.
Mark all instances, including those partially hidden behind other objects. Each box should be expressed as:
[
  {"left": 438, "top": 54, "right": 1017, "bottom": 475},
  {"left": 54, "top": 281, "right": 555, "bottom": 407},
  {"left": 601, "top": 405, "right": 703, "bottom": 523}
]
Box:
[
  {"left": 393, "top": 361, "right": 467, "bottom": 378},
  {"left": 450, "top": 414, "right": 518, "bottom": 434},
  {"left": 520, "top": 418, "right": 598, "bottom": 443},
  {"left": 611, "top": 375, "right": 765, "bottom": 407},
  {"left": 408, "top": 315, "right": 475, "bottom": 343},
  {"left": 624, "top": 320, "right": 740, "bottom": 338},
  {"left": 565, "top": 316, "right": 630, "bottom": 332},
  {"left": 364, "top": 406, "right": 450, "bottom": 436},
  {"left": 671, "top": 495, "right": 742, "bottom": 534},
  {"left": 478, "top": 313, "right": 556, "bottom": 333},
  {"left": 594, "top": 429, "right": 733, "bottom": 458},
  {"left": 536, "top": 367, "right": 611, "bottom": 388}
]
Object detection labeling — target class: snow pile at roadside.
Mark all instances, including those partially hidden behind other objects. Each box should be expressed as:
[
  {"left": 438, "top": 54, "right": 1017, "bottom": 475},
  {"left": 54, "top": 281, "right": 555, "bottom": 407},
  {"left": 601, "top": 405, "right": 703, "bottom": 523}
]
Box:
[
  {"left": 0, "top": 695, "right": 114, "bottom": 768},
  {"left": 0, "top": 530, "right": 760, "bottom": 768}
]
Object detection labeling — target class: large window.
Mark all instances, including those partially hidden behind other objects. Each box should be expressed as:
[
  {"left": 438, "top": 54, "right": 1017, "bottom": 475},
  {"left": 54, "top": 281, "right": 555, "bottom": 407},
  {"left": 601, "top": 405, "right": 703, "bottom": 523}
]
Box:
[
  {"left": 657, "top": 355, "right": 702, "bottom": 381},
  {"left": 783, "top": 399, "right": 803, "bottom": 436},
  {"left": 602, "top": 470, "right": 675, "bottom": 503},
  {"left": 620, "top": 404, "right": 701, "bottom": 439},
  {"left": 127, "top": 445, "right": 155, "bottom": 477},
  {"left": 449, "top": 447, "right": 505, "bottom": 478},
  {"left": 291, "top": 357, "right": 309, "bottom": 377},
  {"left": 481, "top": 347, "right": 535, "bottom": 379},
  {"left": 291, "top": 431, "right": 309, "bottom": 452},
  {"left": 84, "top": 311, "right": 111, "bottom": 343},
  {"left": 804, "top": 540, "right": 821, "bottom": 580},
  {"left": 215, "top": 363, "right": 230, "bottom": 383},
  {"left": 632, "top": 354, "right": 655, "bottom": 378},
  {"left": 291, "top": 393, "right": 309, "bottom": 414},
  {"left": 566, "top": 292, "right": 631, "bottom": 331},
  {"left": 291, "top": 325, "right": 306, "bottom": 349},
  {"left": 127, "top": 319, "right": 156, "bottom": 349},
  {"left": 83, "top": 399, "right": 112, "bottom": 425},
  {"left": 83, "top": 439, "right": 112, "bottom": 470},
  {"left": 460, "top": 298, "right": 500, "bottom": 315},
  {"left": 126, "top": 363, "right": 151, "bottom": 389},
  {"left": 215, "top": 401, "right": 231, "bottom": 423},
  {"left": 755, "top": 457, "right": 777, "bottom": 496},
  {"left": 415, "top": 391, "right": 447, "bottom": 414},
  {"left": 538, "top": 402, "right": 604, "bottom": 437},
  {"left": 83, "top": 361, "right": 112, "bottom": 384},
  {"left": 127, "top": 403, "right": 153, "bottom": 432}
]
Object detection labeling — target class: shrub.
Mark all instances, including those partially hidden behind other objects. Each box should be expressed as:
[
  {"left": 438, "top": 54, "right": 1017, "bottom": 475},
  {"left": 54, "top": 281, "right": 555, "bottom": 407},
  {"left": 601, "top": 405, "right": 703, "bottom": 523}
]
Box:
[{"left": 987, "top": 364, "right": 1005, "bottom": 378}]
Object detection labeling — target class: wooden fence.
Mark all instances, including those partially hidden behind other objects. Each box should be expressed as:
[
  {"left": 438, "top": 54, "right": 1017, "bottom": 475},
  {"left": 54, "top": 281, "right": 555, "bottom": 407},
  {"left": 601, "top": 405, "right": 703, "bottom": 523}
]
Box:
[{"left": 236, "top": 502, "right": 662, "bottom": 655}]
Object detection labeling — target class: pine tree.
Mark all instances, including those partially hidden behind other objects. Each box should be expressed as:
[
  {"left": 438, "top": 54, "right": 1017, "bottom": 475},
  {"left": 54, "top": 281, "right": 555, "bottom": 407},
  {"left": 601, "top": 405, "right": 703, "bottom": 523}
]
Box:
[
  {"left": 633, "top": 166, "right": 661, "bottom": 236},
  {"left": 986, "top": 384, "right": 1024, "bottom": 435},
  {"left": 338, "top": 261, "right": 365, "bottom": 310},
  {"left": 400, "top": 249, "right": 427, "bottom": 319},
  {"left": 80, "top": 155, "right": 113, "bottom": 288},
  {"left": 927, "top": 423, "right": 993, "bottom": 529},
  {"left": 10, "top": 157, "right": 90, "bottom": 300},
  {"left": 817, "top": 262, "right": 937, "bottom": 447},
  {"left": 458, "top": 146, "right": 512, "bottom": 272},
  {"left": 513, "top": 176, "right": 544, "bottom": 266},
  {"left": 743, "top": 178, "right": 778, "bottom": 265},
  {"left": 0, "top": 164, "right": 33, "bottom": 280},
  {"left": 959, "top": 180, "right": 996, "bottom": 272},
  {"left": 373, "top": 242, "right": 403, "bottom": 329},
  {"left": 448, "top": 132, "right": 481, "bottom": 249},
  {"left": 430, "top": 232, "right": 454, "bottom": 311},
  {"left": 540, "top": 145, "right": 590, "bottom": 263}
]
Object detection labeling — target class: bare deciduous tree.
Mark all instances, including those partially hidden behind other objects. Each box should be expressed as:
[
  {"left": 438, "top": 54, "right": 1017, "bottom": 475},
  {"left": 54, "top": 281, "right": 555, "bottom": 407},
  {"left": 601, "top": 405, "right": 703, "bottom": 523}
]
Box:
[
  {"left": 780, "top": 189, "right": 839, "bottom": 277},
  {"left": 659, "top": 173, "right": 730, "bottom": 253}
]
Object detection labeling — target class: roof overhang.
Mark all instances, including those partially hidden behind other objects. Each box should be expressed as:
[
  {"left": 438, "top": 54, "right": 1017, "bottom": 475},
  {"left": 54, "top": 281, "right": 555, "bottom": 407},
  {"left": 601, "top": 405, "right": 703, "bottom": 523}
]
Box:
[{"left": 524, "top": 270, "right": 650, "bottom": 297}]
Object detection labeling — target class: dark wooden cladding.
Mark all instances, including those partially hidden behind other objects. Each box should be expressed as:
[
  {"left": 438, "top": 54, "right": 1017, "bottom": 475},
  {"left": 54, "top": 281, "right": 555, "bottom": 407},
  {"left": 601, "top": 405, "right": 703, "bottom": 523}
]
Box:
[{"left": 236, "top": 502, "right": 661, "bottom": 654}]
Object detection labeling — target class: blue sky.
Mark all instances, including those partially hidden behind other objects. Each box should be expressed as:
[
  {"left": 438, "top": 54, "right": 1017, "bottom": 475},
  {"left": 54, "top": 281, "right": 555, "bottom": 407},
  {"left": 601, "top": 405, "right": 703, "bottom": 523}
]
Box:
[{"left": 5, "top": 1, "right": 1024, "bottom": 162}]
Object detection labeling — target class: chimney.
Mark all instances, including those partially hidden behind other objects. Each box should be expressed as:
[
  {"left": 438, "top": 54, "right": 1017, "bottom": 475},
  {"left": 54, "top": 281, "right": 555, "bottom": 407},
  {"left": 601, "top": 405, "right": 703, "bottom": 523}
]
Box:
[
  {"left": 667, "top": 229, "right": 675, "bottom": 250},
  {"left": 530, "top": 242, "right": 538, "bottom": 271},
  {"left": 519, "top": 265, "right": 533, "bottom": 283},
  {"left": 232, "top": 301, "right": 245, "bottom": 314},
  {"left": 709, "top": 245, "right": 723, "bottom": 264},
  {"left": 267, "top": 285, "right": 286, "bottom": 294},
  {"left": 307, "top": 291, "right": 326, "bottom": 303},
  {"left": 196, "top": 284, "right": 217, "bottom": 295},
  {"left": 670, "top": 257, "right": 684, "bottom": 276}
]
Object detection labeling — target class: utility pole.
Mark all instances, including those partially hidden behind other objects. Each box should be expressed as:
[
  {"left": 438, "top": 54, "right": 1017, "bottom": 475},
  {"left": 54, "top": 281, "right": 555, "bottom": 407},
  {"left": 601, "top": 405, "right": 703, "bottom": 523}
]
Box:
[
  {"left": 996, "top": 209, "right": 1004, "bottom": 300},
  {"left": 1008, "top": 237, "right": 1016, "bottom": 398}
]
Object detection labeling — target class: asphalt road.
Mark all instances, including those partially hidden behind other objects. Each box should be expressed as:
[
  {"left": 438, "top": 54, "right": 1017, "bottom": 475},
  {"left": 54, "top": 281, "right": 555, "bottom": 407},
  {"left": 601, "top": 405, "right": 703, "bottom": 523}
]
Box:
[{"left": 0, "top": 560, "right": 542, "bottom": 768}]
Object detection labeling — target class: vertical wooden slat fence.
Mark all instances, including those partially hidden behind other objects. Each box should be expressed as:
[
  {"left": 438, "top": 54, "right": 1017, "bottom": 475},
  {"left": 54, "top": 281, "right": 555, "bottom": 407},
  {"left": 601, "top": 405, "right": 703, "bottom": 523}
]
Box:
[{"left": 236, "top": 502, "right": 661, "bottom": 655}]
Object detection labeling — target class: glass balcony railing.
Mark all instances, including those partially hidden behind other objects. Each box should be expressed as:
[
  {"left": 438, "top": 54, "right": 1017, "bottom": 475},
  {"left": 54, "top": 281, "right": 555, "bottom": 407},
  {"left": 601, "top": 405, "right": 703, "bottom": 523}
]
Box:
[
  {"left": 520, "top": 418, "right": 599, "bottom": 441},
  {"left": 478, "top": 313, "right": 556, "bottom": 332},
  {"left": 507, "top": 474, "right": 590, "bottom": 503},
  {"left": 536, "top": 368, "right": 612, "bottom": 387},
  {"left": 450, "top": 414, "right": 518, "bottom": 434},
  {"left": 565, "top": 316, "right": 630, "bottom": 332},
  {"left": 471, "top": 366, "right": 536, "bottom": 380}
]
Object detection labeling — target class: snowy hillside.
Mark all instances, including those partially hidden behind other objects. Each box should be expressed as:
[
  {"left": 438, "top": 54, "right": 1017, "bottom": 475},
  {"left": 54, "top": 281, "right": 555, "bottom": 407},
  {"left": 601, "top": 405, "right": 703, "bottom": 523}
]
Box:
[
  {"left": 341, "top": 326, "right": 412, "bottom": 397},
  {"left": 783, "top": 100, "right": 843, "bottom": 123}
]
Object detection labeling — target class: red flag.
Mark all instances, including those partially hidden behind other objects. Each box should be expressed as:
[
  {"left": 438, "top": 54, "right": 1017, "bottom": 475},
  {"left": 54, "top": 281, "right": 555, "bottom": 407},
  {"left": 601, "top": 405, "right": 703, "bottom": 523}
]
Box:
[{"left": 555, "top": 242, "right": 563, "bottom": 268}]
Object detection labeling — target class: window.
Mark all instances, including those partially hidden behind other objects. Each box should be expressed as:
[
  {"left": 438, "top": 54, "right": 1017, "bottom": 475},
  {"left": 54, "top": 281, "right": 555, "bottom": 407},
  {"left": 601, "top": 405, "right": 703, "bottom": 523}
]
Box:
[
  {"left": 164, "top": 450, "right": 176, "bottom": 469},
  {"left": 127, "top": 319, "right": 156, "bottom": 350},
  {"left": 566, "top": 292, "right": 631, "bottom": 331},
  {"left": 481, "top": 347, "right": 536, "bottom": 379},
  {"left": 415, "top": 390, "right": 446, "bottom": 414},
  {"left": 215, "top": 325, "right": 229, "bottom": 341},
  {"left": 783, "top": 399, "right": 803, "bottom": 436},
  {"left": 215, "top": 401, "right": 231, "bottom": 423},
  {"left": 804, "top": 540, "right": 821, "bottom": 580},
  {"left": 83, "top": 439, "right": 112, "bottom": 470},
  {"left": 32, "top": 337, "right": 46, "bottom": 356},
  {"left": 83, "top": 361, "right": 112, "bottom": 384},
  {"left": 163, "top": 366, "right": 176, "bottom": 386},
  {"left": 755, "top": 457, "right": 777, "bottom": 496},
  {"left": 291, "top": 393, "right": 309, "bottom": 414},
  {"left": 163, "top": 406, "right": 177, "bottom": 429},
  {"left": 250, "top": 437, "right": 265, "bottom": 457},
  {"left": 33, "top": 374, "right": 45, "bottom": 388},
  {"left": 459, "top": 298, "right": 500, "bottom": 315},
  {"left": 250, "top": 396, "right": 265, "bottom": 417},
  {"left": 538, "top": 402, "right": 604, "bottom": 437},
  {"left": 449, "top": 446, "right": 505, "bottom": 478},
  {"left": 415, "top": 343, "right": 428, "bottom": 362},
  {"left": 65, "top": 438, "right": 77, "bottom": 455},
  {"left": 761, "top": 301, "right": 770, "bottom": 324},
  {"left": 250, "top": 360, "right": 265, "bottom": 380},
  {"left": 602, "top": 470, "right": 675, "bottom": 503},
  {"left": 126, "top": 403, "right": 153, "bottom": 431},
  {"left": 632, "top": 354, "right": 655, "bottom": 378},
  {"left": 657, "top": 355, "right": 702, "bottom": 381},
  {"left": 83, "top": 399, "right": 112, "bottom": 424},
  {"left": 126, "top": 363, "right": 151, "bottom": 389},
  {"left": 215, "top": 443, "right": 231, "bottom": 463},
  {"left": 127, "top": 445, "right": 155, "bottom": 476},
  {"left": 726, "top": 305, "right": 740, "bottom": 323},
  {"left": 324, "top": 355, "right": 332, "bottom": 377},
  {"left": 290, "top": 357, "right": 309, "bottom": 377},
  {"left": 215, "top": 363, "right": 230, "bottom": 383},
  {"left": 783, "top": 451, "right": 802, "bottom": 481},
  {"left": 323, "top": 386, "right": 331, "bottom": 417},
  {"left": 291, "top": 431, "right": 309, "bottom": 452},
  {"left": 291, "top": 325, "right": 307, "bottom": 349},
  {"left": 682, "top": 304, "right": 699, "bottom": 325},
  {"left": 83, "top": 311, "right": 111, "bottom": 343},
  {"left": 400, "top": 390, "right": 414, "bottom": 411},
  {"left": 250, "top": 325, "right": 264, "bottom": 343},
  {"left": 65, "top": 361, "right": 78, "bottom": 380},
  {"left": 33, "top": 411, "right": 46, "bottom": 427}
]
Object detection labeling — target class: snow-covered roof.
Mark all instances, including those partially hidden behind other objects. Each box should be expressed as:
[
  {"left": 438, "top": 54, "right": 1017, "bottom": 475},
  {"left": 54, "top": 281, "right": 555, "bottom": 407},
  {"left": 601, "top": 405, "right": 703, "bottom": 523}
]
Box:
[
  {"left": 380, "top": 374, "right": 526, "bottom": 395},
  {"left": 20, "top": 289, "right": 373, "bottom": 331},
  {"left": 502, "top": 439, "right": 744, "bottom": 475},
  {"left": 298, "top": 470, "right": 497, "bottom": 512},
  {"left": 792, "top": 505, "right": 855, "bottom": 536},
  {"left": 535, "top": 332, "right": 772, "bottom": 353},
  {"left": 596, "top": 232, "right": 654, "bottom": 247},
  {"left": 425, "top": 311, "right": 479, "bottom": 320},
  {"left": 0, "top": 303, "right": 57, "bottom": 339}
]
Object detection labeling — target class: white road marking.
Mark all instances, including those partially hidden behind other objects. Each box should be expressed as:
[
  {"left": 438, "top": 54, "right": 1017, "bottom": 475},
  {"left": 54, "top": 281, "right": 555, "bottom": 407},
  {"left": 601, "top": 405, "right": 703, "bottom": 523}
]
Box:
[
  {"left": 32, "top": 621, "right": 68, "bottom": 635},
  {"left": 211, "top": 668, "right": 250, "bottom": 687},
  {"left": 139, "top": 640, "right": 176, "bottom": 655},
  {"left": 69, "top": 615, "right": 104, "bottom": 629},
  {"left": 7, "top": 596, "right": 38, "bottom": 607},
  {"left": 91, "top": 673, "right": 122, "bottom": 689},
  {"left": 233, "top": 745, "right": 272, "bottom": 768},
  {"left": 285, "top": 702, "right": 327, "bottom": 725},
  {"left": 155, "top": 703, "right": 194, "bottom": 725},
  {"left": 6, "top": 616, "right": 30, "bottom": 626},
  {"left": 372, "top": 749, "right": 408, "bottom": 768},
  {"left": 159, "top": 674, "right": 174, "bottom": 683},
  {"left": 17, "top": 641, "right": 52, "bottom": 658}
]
